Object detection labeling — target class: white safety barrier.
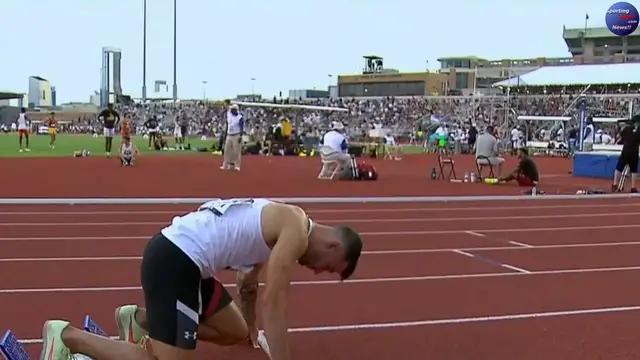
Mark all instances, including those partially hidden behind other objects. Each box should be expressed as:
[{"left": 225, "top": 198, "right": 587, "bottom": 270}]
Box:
[
  {"left": 231, "top": 101, "right": 348, "bottom": 113},
  {"left": 0, "top": 194, "right": 640, "bottom": 205}
]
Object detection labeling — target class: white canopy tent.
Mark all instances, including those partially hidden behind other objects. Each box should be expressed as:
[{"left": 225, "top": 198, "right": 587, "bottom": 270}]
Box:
[{"left": 492, "top": 63, "right": 640, "bottom": 87}]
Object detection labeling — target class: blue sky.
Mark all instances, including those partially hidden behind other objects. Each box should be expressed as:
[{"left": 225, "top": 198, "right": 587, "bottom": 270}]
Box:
[{"left": 0, "top": 0, "right": 618, "bottom": 103}]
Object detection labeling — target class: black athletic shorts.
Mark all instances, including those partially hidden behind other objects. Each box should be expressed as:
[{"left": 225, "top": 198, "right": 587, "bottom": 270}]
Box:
[
  {"left": 140, "top": 233, "right": 232, "bottom": 349},
  {"left": 616, "top": 150, "right": 639, "bottom": 173}
]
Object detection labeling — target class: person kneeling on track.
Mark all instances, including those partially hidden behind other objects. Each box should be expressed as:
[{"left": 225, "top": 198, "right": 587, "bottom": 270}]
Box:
[
  {"left": 120, "top": 136, "right": 140, "bottom": 166},
  {"left": 39, "top": 198, "right": 362, "bottom": 360},
  {"left": 497, "top": 147, "right": 539, "bottom": 186}
]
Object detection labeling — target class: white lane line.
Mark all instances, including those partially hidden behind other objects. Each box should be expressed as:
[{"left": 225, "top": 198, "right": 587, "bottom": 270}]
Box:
[
  {"left": 452, "top": 250, "right": 531, "bottom": 274},
  {"left": 465, "top": 231, "right": 486, "bottom": 237},
  {"left": 1, "top": 223, "right": 640, "bottom": 240},
  {"left": 2, "top": 265, "right": 640, "bottom": 294},
  {"left": 2, "top": 211, "right": 640, "bottom": 226},
  {"left": 14, "top": 304, "right": 640, "bottom": 344},
  {"left": 508, "top": 241, "right": 533, "bottom": 248},
  {"left": 3, "top": 201, "right": 640, "bottom": 216},
  {"left": 2, "top": 240, "right": 639, "bottom": 262}
]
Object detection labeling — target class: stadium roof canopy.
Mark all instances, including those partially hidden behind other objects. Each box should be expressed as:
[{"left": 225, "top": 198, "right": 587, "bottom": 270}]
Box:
[
  {"left": 491, "top": 63, "right": 640, "bottom": 87},
  {"left": 0, "top": 91, "right": 24, "bottom": 100}
]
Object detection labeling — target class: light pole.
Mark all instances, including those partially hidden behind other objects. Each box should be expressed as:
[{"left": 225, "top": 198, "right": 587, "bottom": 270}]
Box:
[
  {"left": 202, "top": 80, "right": 207, "bottom": 101},
  {"left": 172, "top": 0, "right": 178, "bottom": 102},
  {"left": 142, "top": 0, "right": 147, "bottom": 102},
  {"left": 250, "top": 78, "right": 256, "bottom": 96}
]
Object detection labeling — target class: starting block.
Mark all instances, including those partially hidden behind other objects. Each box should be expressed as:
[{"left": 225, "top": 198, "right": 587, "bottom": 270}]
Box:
[
  {"left": 82, "top": 315, "right": 107, "bottom": 337},
  {"left": 0, "top": 315, "right": 108, "bottom": 360},
  {"left": 0, "top": 330, "right": 29, "bottom": 360}
]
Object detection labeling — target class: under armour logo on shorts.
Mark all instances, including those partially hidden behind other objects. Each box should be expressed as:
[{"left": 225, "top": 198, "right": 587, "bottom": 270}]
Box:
[{"left": 184, "top": 331, "right": 197, "bottom": 340}]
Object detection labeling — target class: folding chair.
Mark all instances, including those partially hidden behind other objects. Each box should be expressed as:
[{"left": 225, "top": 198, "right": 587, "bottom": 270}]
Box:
[
  {"left": 437, "top": 155, "right": 457, "bottom": 180},
  {"left": 475, "top": 156, "right": 495, "bottom": 180},
  {"left": 317, "top": 146, "right": 341, "bottom": 180}
]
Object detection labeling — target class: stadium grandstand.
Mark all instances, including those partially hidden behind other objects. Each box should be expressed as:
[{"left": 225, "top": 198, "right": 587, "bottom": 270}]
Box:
[
  {"left": 1, "top": 25, "right": 638, "bottom": 158},
  {"left": 563, "top": 26, "right": 640, "bottom": 57},
  {"left": 0, "top": 91, "right": 25, "bottom": 126},
  {"left": 0, "top": 91, "right": 23, "bottom": 102}
]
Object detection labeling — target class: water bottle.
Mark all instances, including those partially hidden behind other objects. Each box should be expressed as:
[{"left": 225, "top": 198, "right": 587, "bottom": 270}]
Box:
[
  {"left": 464, "top": 173, "right": 469, "bottom": 182},
  {"left": 470, "top": 172, "right": 477, "bottom": 182},
  {"left": 531, "top": 187, "right": 537, "bottom": 196},
  {"left": 430, "top": 168, "right": 437, "bottom": 180}
]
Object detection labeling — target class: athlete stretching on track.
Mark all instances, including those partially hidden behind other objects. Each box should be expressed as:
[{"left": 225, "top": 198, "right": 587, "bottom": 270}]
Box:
[{"left": 40, "top": 198, "right": 363, "bottom": 360}]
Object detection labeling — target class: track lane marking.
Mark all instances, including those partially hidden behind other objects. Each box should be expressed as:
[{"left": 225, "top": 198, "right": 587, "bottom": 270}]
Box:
[
  {"left": 2, "top": 211, "right": 640, "bottom": 226},
  {"left": 14, "top": 305, "right": 640, "bottom": 344},
  {"left": 2, "top": 265, "right": 640, "bottom": 293},
  {"left": 2, "top": 240, "right": 640, "bottom": 262}
]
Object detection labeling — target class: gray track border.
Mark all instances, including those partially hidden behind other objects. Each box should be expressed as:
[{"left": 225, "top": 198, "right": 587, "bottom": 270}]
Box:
[{"left": 0, "top": 193, "right": 638, "bottom": 205}]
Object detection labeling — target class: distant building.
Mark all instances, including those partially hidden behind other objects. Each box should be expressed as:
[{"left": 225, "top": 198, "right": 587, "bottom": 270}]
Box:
[
  {"left": 28, "top": 76, "right": 52, "bottom": 107},
  {"left": 328, "top": 85, "right": 338, "bottom": 98},
  {"left": 338, "top": 27, "right": 640, "bottom": 97},
  {"left": 338, "top": 55, "right": 454, "bottom": 97},
  {"left": 18, "top": 94, "right": 27, "bottom": 108},
  {"left": 288, "top": 89, "right": 329, "bottom": 99},
  {"left": 235, "top": 94, "right": 262, "bottom": 102},
  {"left": 563, "top": 26, "right": 640, "bottom": 57},
  {"left": 89, "top": 93, "right": 101, "bottom": 106},
  {"left": 51, "top": 86, "right": 57, "bottom": 106}
]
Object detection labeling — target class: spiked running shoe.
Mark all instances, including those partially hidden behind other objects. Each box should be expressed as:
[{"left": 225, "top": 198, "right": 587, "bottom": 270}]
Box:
[
  {"left": 115, "top": 305, "right": 147, "bottom": 344},
  {"left": 40, "top": 320, "right": 72, "bottom": 360}
]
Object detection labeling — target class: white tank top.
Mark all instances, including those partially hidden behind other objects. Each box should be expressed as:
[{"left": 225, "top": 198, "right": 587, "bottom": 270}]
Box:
[
  {"left": 122, "top": 143, "right": 133, "bottom": 156},
  {"left": 16, "top": 114, "right": 27, "bottom": 129},
  {"left": 161, "top": 198, "right": 273, "bottom": 278}
]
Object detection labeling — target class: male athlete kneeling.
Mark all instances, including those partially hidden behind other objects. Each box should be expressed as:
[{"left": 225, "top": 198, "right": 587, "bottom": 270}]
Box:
[
  {"left": 40, "top": 198, "right": 362, "bottom": 360},
  {"left": 120, "top": 136, "right": 140, "bottom": 166}
]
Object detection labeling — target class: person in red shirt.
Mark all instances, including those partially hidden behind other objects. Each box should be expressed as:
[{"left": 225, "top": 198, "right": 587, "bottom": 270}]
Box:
[{"left": 498, "top": 147, "right": 539, "bottom": 186}]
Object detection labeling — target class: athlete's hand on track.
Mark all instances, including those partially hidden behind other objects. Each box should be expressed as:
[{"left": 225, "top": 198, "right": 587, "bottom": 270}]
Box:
[{"left": 247, "top": 327, "right": 260, "bottom": 348}]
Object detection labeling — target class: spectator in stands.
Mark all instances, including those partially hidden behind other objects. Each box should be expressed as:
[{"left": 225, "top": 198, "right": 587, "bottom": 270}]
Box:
[
  {"left": 582, "top": 117, "right": 595, "bottom": 149},
  {"left": 475, "top": 126, "right": 505, "bottom": 177},
  {"left": 69, "top": 88, "right": 638, "bottom": 155},
  {"left": 567, "top": 125, "right": 578, "bottom": 153}
]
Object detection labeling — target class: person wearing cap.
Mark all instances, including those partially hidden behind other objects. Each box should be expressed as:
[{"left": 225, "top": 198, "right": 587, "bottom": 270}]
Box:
[
  {"left": 221, "top": 104, "right": 244, "bottom": 171},
  {"left": 612, "top": 114, "right": 640, "bottom": 193},
  {"left": 320, "top": 122, "right": 352, "bottom": 170},
  {"left": 474, "top": 125, "right": 504, "bottom": 176}
]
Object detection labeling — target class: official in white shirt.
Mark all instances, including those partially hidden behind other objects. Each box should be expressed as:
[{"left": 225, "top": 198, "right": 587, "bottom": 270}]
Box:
[
  {"left": 221, "top": 104, "right": 244, "bottom": 171},
  {"left": 583, "top": 118, "right": 595, "bottom": 148},
  {"left": 321, "top": 122, "right": 352, "bottom": 168}
]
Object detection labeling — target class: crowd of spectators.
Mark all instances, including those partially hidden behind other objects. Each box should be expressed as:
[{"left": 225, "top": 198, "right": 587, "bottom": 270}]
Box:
[
  {"left": 10, "top": 84, "right": 638, "bottom": 143},
  {"left": 110, "top": 88, "right": 638, "bottom": 141}
]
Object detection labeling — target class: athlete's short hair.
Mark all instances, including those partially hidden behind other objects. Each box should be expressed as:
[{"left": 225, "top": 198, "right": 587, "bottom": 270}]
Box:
[{"left": 335, "top": 226, "right": 362, "bottom": 280}]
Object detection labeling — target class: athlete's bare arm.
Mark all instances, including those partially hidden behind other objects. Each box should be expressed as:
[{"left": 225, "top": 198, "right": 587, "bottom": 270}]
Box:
[
  {"left": 237, "top": 264, "right": 262, "bottom": 346},
  {"left": 262, "top": 206, "right": 308, "bottom": 360}
]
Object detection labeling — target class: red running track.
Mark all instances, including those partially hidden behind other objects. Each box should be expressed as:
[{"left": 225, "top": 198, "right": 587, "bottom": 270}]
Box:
[{"left": 1, "top": 199, "right": 640, "bottom": 359}]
